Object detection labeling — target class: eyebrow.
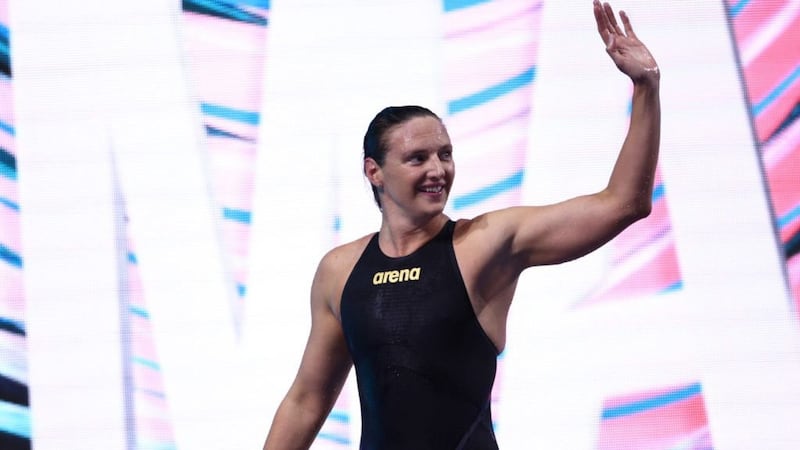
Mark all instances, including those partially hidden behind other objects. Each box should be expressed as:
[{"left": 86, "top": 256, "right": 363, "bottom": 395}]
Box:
[{"left": 404, "top": 144, "right": 452, "bottom": 156}]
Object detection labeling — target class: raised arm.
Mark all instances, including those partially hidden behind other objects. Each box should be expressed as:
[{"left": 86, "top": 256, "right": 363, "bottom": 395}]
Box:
[
  {"left": 263, "top": 253, "right": 353, "bottom": 450},
  {"left": 470, "top": 1, "right": 660, "bottom": 271}
]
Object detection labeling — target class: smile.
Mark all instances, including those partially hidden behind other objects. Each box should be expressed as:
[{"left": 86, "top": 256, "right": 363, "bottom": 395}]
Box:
[{"left": 419, "top": 186, "right": 444, "bottom": 193}]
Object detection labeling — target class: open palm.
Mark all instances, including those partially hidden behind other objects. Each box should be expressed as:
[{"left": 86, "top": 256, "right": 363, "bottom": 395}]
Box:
[{"left": 593, "top": 0, "right": 659, "bottom": 83}]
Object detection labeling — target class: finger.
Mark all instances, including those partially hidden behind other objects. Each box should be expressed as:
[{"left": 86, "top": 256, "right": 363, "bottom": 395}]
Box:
[
  {"left": 620, "top": 11, "right": 637, "bottom": 39},
  {"left": 602, "top": 2, "right": 625, "bottom": 36},
  {"left": 592, "top": 0, "right": 611, "bottom": 43},
  {"left": 594, "top": 0, "right": 617, "bottom": 48}
]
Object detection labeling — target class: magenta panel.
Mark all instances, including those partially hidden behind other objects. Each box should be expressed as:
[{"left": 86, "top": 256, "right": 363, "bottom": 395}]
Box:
[
  {"left": 181, "top": 2, "right": 270, "bottom": 325},
  {"left": 596, "top": 382, "right": 713, "bottom": 450},
  {"left": 727, "top": 0, "right": 800, "bottom": 318}
]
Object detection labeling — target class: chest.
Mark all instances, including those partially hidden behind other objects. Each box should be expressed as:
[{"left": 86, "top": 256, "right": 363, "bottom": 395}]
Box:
[{"left": 343, "top": 254, "right": 473, "bottom": 342}]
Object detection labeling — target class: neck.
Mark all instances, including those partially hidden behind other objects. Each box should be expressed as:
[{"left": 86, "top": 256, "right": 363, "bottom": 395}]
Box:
[{"left": 377, "top": 212, "right": 449, "bottom": 257}]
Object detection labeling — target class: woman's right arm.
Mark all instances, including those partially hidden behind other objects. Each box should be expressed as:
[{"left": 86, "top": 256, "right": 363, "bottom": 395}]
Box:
[{"left": 263, "top": 253, "right": 354, "bottom": 450}]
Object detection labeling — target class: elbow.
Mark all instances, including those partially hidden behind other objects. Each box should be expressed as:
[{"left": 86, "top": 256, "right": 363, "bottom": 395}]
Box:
[
  {"left": 626, "top": 188, "right": 653, "bottom": 221},
  {"left": 628, "top": 200, "right": 652, "bottom": 222},
  {"left": 635, "top": 200, "right": 652, "bottom": 220},
  {"left": 603, "top": 190, "right": 651, "bottom": 227},
  {"left": 615, "top": 197, "right": 651, "bottom": 226},
  {"left": 604, "top": 188, "right": 652, "bottom": 222}
]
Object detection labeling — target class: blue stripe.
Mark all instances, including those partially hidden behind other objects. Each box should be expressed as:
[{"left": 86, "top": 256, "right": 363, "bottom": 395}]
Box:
[
  {"left": 0, "top": 120, "right": 15, "bottom": 137},
  {"left": 127, "top": 252, "right": 138, "bottom": 264},
  {"left": 0, "top": 197, "right": 19, "bottom": 211},
  {"left": 602, "top": 382, "right": 702, "bottom": 419},
  {"left": 728, "top": 0, "right": 751, "bottom": 17},
  {"left": 453, "top": 169, "right": 523, "bottom": 210},
  {"left": 448, "top": 66, "right": 536, "bottom": 115},
  {"left": 327, "top": 410, "right": 349, "bottom": 424},
  {"left": 237, "top": 283, "right": 246, "bottom": 297},
  {"left": 661, "top": 280, "right": 683, "bottom": 294},
  {"left": 234, "top": 0, "right": 269, "bottom": 8},
  {"left": 0, "top": 400, "right": 30, "bottom": 439},
  {"left": 0, "top": 41, "right": 9, "bottom": 58},
  {"left": 0, "top": 317, "right": 26, "bottom": 335},
  {"left": 0, "top": 23, "right": 8, "bottom": 41},
  {"left": 0, "top": 161, "right": 15, "bottom": 181},
  {"left": 333, "top": 215, "right": 341, "bottom": 232},
  {"left": 768, "top": 98, "right": 800, "bottom": 141},
  {"left": 184, "top": 0, "right": 267, "bottom": 25},
  {"left": 652, "top": 183, "right": 664, "bottom": 202},
  {"left": 133, "top": 356, "right": 161, "bottom": 371},
  {"left": 753, "top": 64, "right": 800, "bottom": 116},
  {"left": 779, "top": 204, "right": 800, "bottom": 228},
  {"left": 443, "top": 0, "right": 491, "bottom": 12},
  {"left": 204, "top": 125, "right": 251, "bottom": 141},
  {"left": 223, "top": 207, "right": 252, "bottom": 224},
  {"left": 317, "top": 432, "right": 350, "bottom": 445},
  {"left": 201, "top": 103, "right": 260, "bottom": 126},
  {"left": 137, "top": 440, "right": 178, "bottom": 450},
  {"left": 129, "top": 305, "right": 150, "bottom": 319},
  {"left": 0, "top": 244, "right": 22, "bottom": 268}
]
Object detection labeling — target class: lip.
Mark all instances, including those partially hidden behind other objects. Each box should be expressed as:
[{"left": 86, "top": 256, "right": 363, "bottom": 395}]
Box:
[
  {"left": 417, "top": 185, "right": 447, "bottom": 203},
  {"left": 418, "top": 185, "right": 445, "bottom": 194}
]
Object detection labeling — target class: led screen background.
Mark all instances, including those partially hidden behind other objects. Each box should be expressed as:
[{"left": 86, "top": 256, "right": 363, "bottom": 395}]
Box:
[{"left": 2, "top": 0, "right": 800, "bottom": 449}]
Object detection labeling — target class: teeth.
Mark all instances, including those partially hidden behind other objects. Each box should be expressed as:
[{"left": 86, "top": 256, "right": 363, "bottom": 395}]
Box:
[{"left": 422, "top": 186, "right": 442, "bottom": 193}]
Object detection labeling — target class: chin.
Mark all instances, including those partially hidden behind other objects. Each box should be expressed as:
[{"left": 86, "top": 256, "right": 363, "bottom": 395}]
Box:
[{"left": 422, "top": 201, "right": 447, "bottom": 216}]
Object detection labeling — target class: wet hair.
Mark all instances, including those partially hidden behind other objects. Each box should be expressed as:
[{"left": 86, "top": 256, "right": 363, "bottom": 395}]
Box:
[{"left": 363, "top": 105, "right": 441, "bottom": 208}]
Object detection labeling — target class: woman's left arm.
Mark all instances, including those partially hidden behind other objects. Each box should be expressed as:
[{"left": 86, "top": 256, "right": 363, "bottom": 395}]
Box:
[{"left": 475, "top": 1, "right": 661, "bottom": 271}]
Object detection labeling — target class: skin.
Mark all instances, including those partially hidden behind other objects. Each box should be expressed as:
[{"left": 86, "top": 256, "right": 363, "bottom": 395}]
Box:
[{"left": 264, "top": 1, "right": 660, "bottom": 448}]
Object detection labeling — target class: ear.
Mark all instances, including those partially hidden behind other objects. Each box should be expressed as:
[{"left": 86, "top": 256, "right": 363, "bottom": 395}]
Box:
[{"left": 364, "top": 157, "right": 383, "bottom": 188}]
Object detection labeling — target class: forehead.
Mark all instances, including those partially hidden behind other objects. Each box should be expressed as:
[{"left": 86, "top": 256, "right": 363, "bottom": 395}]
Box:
[{"left": 385, "top": 116, "right": 450, "bottom": 153}]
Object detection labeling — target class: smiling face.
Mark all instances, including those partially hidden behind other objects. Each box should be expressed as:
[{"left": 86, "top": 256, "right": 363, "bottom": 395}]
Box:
[{"left": 365, "top": 115, "right": 454, "bottom": 221}]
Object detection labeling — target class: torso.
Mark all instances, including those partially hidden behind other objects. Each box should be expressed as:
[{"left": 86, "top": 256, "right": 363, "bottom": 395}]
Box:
[
  {"left": 329, "top": 217, "right": 519, "bottom": 353},
  {"left": 337, "top": 220, "right": 500, "bottom": 449}
]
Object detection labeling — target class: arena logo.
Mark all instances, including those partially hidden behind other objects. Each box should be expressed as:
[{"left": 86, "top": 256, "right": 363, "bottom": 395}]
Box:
[{"left": 372, "top": 267, "right": 422, "bottom": 285}]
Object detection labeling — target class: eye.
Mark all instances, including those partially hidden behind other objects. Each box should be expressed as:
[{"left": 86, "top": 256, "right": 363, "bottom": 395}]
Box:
[
  {"left": 439, "top": 149, "right": 453, "bottom": 161},
  {"left": 408, "top": 153, "right": 427, "bottom": 164}
]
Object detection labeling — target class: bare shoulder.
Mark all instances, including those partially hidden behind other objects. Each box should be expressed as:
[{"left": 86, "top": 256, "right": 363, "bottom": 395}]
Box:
[
  {"left": 319, "top": 234, "right": 373, "bottom": 275},
  {"left": 451, "top": 207, "right": 550, "bottom": 314},
  {"left": 453, "top": 207, "right": 531, "bottom": 247},
  {"left": 315, "top": 233, "right": 374, "bottom": 318},
  {"left": 453, "top": 206, "right": 549, "bottom": 272}
]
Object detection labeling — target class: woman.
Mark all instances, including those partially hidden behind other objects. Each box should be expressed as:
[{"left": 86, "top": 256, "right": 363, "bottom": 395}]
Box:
[{"left": 264, "top": 1, "right": 660, "bottom": 448}]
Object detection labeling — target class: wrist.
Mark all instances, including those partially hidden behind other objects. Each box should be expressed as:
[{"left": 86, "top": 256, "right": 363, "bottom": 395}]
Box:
[{"left": 632, "top": 70, "right": 660, "bottom": 89}]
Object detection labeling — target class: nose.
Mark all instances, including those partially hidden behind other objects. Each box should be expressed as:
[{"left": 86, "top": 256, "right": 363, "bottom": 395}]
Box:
[{"left": 428, "top": 156, "right": 445, "bottom": 178}]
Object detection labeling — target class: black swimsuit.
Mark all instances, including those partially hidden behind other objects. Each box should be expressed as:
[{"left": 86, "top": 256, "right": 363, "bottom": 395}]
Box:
[{"left": 340, "top": 221, "right": 499, "bottom": 450}]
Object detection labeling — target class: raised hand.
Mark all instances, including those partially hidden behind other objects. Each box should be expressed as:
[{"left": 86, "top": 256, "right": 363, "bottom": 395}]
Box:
[{"left": 593, "top": 0, "right": 659, "bottom": 84}]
